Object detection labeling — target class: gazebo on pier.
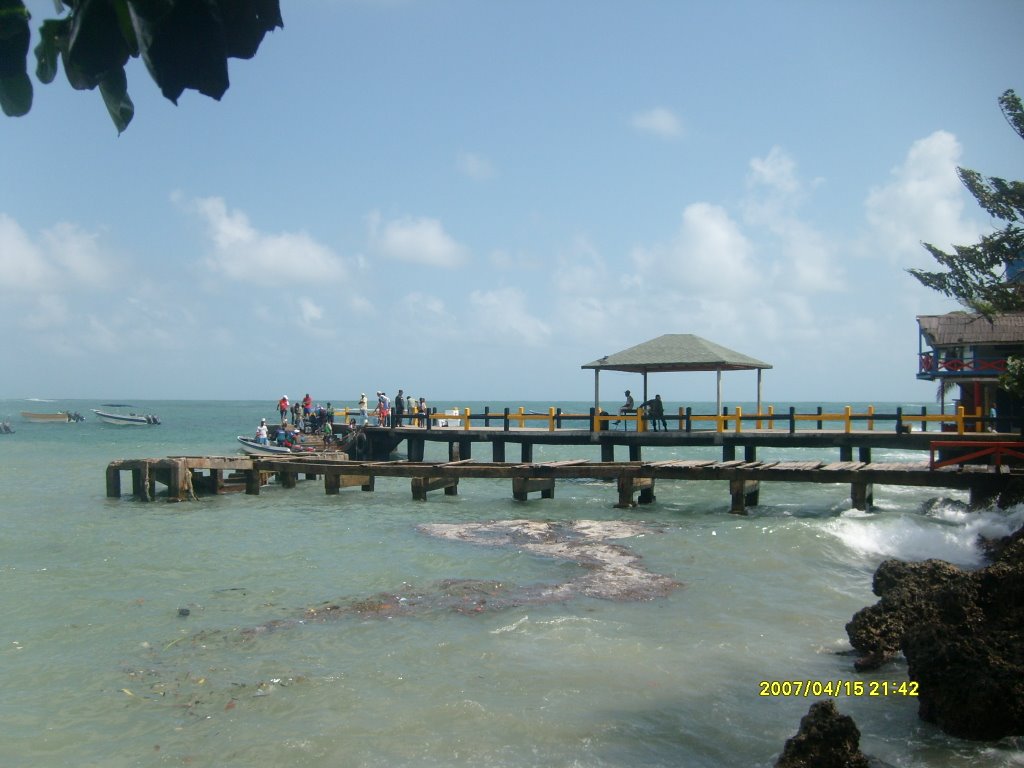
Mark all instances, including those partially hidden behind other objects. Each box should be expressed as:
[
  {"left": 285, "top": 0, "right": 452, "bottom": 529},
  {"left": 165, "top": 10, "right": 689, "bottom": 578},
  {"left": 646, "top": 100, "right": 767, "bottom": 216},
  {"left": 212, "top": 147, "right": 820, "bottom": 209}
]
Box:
[{"left": 581, "top": 334, "right": 772, "bottom": 414}]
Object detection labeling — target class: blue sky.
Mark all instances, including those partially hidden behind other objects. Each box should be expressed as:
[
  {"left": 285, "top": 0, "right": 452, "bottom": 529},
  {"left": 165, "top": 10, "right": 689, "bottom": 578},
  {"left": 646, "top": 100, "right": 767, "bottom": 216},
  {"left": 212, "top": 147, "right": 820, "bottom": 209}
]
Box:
[{"left": 3, "top": 0, "right": 1024, "bottom": 406}]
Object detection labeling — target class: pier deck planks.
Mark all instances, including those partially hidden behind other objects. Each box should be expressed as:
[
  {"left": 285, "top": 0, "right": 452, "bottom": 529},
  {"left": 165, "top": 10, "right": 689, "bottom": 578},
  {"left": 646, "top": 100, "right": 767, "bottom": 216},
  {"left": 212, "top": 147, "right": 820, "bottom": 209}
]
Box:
[{"left": 107, "top": 453, "right": 1020, "bottom": 508}]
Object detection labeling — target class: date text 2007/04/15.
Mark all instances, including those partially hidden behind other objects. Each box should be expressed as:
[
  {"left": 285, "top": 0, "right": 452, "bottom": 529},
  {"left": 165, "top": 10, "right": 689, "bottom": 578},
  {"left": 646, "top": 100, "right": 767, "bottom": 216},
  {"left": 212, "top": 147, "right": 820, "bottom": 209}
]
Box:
[{"left": 758, "top": 680, "right": 919, "bottom": 698}]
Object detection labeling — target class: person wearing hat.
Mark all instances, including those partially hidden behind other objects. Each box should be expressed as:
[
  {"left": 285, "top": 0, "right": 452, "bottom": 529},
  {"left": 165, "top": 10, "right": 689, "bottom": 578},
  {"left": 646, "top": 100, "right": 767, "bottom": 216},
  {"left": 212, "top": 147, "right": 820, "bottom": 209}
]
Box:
[
  {"left": 358, "top": 393, "right": 368, "bottom": 425},
  {"left": 256, "top": 418, "right": 269, "bottom": 445}
]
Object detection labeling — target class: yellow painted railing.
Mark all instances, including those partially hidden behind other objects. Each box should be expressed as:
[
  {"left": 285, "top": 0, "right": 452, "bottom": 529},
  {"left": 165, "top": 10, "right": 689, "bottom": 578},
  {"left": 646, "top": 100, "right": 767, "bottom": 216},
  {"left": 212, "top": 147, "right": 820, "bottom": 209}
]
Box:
[{"left": 324, "top": 404, "right": 987, "bottom": 435}]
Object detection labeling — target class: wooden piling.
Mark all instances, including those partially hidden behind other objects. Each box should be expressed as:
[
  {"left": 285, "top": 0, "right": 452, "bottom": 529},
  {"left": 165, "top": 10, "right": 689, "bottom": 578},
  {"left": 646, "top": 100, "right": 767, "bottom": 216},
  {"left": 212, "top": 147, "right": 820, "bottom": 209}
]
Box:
[
  {"left": 730, "top": 479, "right": 760, "bottom": 514},
  {"left": 132, "top": 463, "right": 151, "bottom": 502},
  {"left": 616, "top": 475, "right": 654, "bottom": 508},
  {"left": 412, "top": 476, "right": 459, "bottom": 501},
  {"left": 106, "top": 464, "right": 122, "bottom": 497},
  {"left": 512, "top": 476, "right": 555, "bottom": 501},
  {"left": 851, "top": 481, "right": 873, "bottom": 511},
  {"left": 325, "top": 473, "right": 373, "bottom": 494},
  {"left": 245, "top": 469, "right": 262, "bottom": 495}
]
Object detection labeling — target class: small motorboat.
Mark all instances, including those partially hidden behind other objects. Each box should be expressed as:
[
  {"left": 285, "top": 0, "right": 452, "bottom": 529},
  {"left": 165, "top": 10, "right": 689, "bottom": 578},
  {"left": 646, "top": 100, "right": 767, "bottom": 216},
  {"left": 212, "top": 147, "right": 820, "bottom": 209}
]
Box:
[
  {"left": 92, "top": 408, "right": 161, "bottom": 426},
  {"left": 236, "top": 436, "right": 315, "bottom": 455},
  {"left": 21, "top": 411, "right": 84, "bottom": 423}
]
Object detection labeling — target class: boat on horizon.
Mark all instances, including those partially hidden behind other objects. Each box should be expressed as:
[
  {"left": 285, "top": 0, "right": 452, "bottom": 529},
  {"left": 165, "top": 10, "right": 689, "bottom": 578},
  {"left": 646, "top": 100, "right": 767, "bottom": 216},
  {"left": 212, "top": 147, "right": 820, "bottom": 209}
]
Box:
[
  {"left": 92, "top": 409, "right": 161, "bottom": 426},
  {"left": 21, "top": 411, "right": 85, "bottom": 423}
]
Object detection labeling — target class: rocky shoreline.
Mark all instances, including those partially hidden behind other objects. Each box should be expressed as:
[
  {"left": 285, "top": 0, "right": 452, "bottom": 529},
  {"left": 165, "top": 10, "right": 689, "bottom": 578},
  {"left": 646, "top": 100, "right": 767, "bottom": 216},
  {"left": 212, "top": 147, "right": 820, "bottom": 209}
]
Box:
[
  {"left": 776, "top": 519, "right": 1024, "bottom": 763},
  {"left": 845, "top": 522, "right": 1023, "bottom": 741}
]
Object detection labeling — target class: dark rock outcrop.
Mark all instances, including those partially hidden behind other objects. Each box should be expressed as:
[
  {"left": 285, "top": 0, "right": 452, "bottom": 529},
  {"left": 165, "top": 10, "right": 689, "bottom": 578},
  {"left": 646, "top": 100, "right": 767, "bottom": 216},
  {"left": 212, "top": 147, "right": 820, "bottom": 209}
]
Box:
[
  {"left": 845, "top": 525, "right": 1024, "bottom": 741},
  {"left": 775, "top": 700, "right": 870, "bottom": 768}
]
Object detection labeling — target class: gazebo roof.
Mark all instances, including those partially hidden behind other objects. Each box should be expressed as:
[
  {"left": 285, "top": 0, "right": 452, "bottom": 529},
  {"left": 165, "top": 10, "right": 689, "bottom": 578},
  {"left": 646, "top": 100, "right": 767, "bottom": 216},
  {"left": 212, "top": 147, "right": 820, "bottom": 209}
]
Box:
[{"left": 582, "top": 334, "right": 772, "bottom": 374}]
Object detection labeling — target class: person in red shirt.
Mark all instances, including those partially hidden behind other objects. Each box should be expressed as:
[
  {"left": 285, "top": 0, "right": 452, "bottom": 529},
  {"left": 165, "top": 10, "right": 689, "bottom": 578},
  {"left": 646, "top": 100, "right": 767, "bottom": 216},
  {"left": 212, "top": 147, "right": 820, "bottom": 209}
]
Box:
[{"left": 278, "top": 396, "right": 289, "bottom": 424}]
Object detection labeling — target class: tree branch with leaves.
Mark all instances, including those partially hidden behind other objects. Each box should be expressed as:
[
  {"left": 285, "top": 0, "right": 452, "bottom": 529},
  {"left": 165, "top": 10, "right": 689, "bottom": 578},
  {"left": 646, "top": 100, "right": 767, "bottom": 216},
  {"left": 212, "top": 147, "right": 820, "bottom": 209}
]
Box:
[
  {"left": 908, "top": 89, "right": 1024, "bottom": 316},
  {"left": 0, "top": 0, "right": 282, "bottom": 132}
]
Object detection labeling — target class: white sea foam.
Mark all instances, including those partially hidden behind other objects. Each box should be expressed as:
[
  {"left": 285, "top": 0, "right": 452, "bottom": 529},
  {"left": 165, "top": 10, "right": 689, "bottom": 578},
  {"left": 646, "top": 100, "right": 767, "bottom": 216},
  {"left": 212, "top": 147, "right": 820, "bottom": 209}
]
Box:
[
  {"left": 824, "top": 502, "right": 1024, "bottom": 567},
  {"left": 490, "top": 615, "right": 530, "bottom": 634}
]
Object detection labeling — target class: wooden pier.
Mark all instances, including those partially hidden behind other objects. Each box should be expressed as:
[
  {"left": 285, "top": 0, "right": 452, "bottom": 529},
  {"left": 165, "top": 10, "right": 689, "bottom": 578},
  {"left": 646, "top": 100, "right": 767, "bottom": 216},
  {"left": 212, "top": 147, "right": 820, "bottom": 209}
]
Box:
[{"left": 105, "top": 451, "right": 1022, "bottom": 512}]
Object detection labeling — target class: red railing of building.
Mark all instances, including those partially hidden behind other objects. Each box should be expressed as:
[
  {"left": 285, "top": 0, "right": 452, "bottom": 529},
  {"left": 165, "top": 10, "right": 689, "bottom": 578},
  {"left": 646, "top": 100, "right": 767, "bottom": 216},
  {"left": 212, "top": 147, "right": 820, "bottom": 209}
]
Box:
[{"left": 918, "top": 354, "right": 1007, "bottom": 376}]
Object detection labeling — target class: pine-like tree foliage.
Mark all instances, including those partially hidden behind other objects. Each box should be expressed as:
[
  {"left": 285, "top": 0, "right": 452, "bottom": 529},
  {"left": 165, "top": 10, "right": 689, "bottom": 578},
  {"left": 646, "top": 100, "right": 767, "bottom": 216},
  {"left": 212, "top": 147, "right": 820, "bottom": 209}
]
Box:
[
  {"left": 910, "top": 90, "right": 1024, "bottom": 396},
  {"left": 908, "top": 90, "right": 1024, "bottom": 315}
]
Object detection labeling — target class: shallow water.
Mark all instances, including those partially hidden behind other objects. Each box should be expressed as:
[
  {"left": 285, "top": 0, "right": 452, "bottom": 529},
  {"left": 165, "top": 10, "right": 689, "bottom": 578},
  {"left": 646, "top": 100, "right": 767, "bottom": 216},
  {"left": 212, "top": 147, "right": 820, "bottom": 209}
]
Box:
[{"left": 2, "top": 399, "right": 1022, "bottom": 767}]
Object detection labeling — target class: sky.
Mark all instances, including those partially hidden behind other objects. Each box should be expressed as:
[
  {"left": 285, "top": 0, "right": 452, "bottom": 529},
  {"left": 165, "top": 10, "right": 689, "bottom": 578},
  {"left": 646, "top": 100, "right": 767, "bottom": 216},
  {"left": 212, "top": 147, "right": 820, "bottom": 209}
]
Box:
[{"left": 3, "top": 0, "right": 1024, "bottom": 406}]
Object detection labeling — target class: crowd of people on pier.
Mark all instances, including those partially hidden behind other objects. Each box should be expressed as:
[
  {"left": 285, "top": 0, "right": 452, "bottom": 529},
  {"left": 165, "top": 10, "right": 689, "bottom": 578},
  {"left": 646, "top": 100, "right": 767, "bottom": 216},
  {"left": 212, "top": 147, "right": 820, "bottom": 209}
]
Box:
[
  {"left": 257, "top": 388, "right": 672, "bottom": 443},
  {"left": 359, "top": 390, "right": 432, "bottom": 428},
  {"left": 257, "top": 390, "right": 435, "bottom": 445}
]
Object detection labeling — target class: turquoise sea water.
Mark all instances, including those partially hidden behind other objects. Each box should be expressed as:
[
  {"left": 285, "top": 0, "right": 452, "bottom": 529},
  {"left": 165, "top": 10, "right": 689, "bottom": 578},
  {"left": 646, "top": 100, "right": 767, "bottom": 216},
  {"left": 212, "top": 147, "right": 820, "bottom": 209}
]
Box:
[{"left": 2, "top": 399, "right": 1023, "bottom": 768}]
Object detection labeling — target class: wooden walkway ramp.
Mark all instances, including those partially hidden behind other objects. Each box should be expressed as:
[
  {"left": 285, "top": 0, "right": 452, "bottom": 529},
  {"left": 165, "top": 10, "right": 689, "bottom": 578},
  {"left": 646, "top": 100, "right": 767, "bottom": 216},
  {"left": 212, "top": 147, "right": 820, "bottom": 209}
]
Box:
[{"left": 106, "top": 455, "right": 1018, "bottom": 512}]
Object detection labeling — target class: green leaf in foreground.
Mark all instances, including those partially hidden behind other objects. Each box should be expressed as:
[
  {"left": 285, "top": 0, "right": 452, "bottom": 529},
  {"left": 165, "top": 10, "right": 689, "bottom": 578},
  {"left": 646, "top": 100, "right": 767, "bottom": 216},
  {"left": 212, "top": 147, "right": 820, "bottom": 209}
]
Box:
[
  {"left": 98, "top": 65, "right": 133, "bottom": 133},
  {"left": 0, "top": 72, "right": 31, "bottom": 115}
]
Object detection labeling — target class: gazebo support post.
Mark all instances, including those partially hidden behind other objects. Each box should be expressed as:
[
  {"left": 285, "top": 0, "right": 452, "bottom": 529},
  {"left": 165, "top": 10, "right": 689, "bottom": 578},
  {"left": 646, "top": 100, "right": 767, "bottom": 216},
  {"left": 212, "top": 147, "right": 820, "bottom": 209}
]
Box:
[
  {"left": 716, "top": 369, "right": 723, "bottom": 414},
  {"left": 757, "top": 368, "right": 763, "bottom": 415}
]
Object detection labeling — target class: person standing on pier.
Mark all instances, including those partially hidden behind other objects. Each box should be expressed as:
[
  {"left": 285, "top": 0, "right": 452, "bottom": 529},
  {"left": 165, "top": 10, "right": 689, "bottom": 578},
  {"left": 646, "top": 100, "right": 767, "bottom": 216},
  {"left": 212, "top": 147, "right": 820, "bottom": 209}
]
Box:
[
  {"left": 394, "top": 389, "right": 405, "bottom": 427},
  {"left": 302, "top": 393, "right": 313, "bottom": 419},
  {"left": 278, "top": 395, "right": 289, "bottom": 425},
  {"left": 418, "top": 396, "right": 428, "bottom": 428},
  {"left": 641, "top": 395, "right": 667, "bottom": 431},
  {"left": 359, "top": 393, "right": 368, "bottom": 425}
]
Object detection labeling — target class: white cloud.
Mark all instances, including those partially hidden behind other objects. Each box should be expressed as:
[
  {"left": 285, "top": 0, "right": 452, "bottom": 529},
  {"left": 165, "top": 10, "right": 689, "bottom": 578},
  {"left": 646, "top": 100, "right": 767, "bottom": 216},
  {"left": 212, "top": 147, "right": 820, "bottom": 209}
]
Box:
[
  {"left": 864, "top": 130, "right": 982, "bottom": 265},
  {"left": 0, "top": 214, "right": 130, "bottom": 343},
  {"left": 773, "top": 220, "right": 839, "bottom": 291},
  {"left": 457, "top": 151, "right": 495, "bottom": 180},
  {"left": 0, "top": 213, "right": 58, "bottom": 292},
  {"left": 187, "top": 196, "right": 346, "bottom": 286},
  {"left": 747, "top": 145, "right": 804, "bottom": 199},
  {"left": 298, "top": 297, "right": 323, "bottom": 325},
  {"left": 631, "top": 107, "right": 683, "bottom": 139},
  {"left": 367, "top": 210, "right": 468, "bottom": 268},
  {"left": 743, "top": 146, "right": 841, "bottom": 292},
  {"left": 20, "top": 294, "right": 69, "bottom": 331},
  {"left": 42, "top": 223, "right": 113, "bottom": 288},
  {"left": 632, "top": 202, "right": 756, "bottom": 293},
  {"left": 469, "top": 287, "right": 552, "bottom": 347}
]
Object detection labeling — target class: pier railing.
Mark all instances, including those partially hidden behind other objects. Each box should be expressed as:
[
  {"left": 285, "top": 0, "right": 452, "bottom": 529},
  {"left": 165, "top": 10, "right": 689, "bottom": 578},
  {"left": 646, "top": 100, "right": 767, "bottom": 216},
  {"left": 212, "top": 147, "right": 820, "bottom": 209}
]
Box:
[{"left": 325, "top": 404, "right": 1001, "bottom": 435}]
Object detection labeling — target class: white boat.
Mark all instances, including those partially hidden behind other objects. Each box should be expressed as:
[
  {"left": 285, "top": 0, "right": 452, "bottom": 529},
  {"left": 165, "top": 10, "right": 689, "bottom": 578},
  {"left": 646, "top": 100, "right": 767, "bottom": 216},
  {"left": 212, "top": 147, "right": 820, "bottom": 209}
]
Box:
[
  {"left": 237, "top": 436, "right": 313, "bottom": 455},
  {"left": 92, "top": 408, "right": 161, "bottom": 426},
  {"left": 21, "top": 411, "right": 84, "bottom": 423}
]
